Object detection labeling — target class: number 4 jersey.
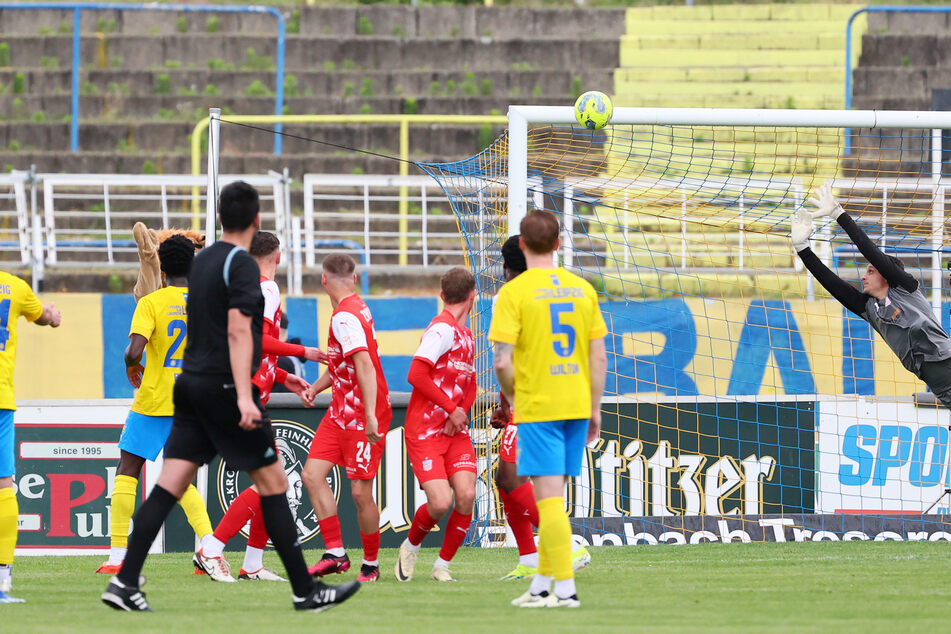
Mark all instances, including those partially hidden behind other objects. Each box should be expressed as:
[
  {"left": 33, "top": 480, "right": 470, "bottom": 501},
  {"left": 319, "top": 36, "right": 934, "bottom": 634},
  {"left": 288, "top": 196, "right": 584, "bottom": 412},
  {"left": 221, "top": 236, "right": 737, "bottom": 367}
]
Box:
[
  {"left": 129, "top": 285, "right": 188, "bottom": 417},
  {"left": 488, "top": 267, "right": 607, "bottom": 424}
]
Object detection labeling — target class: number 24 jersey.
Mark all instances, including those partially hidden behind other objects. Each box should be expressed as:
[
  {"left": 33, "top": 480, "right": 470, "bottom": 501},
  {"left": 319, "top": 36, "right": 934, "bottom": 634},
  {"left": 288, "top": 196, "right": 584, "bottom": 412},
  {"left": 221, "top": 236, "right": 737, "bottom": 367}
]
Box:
[
  {"left": 130, "top": 285, "right": 188, "bottom": 417},
  {"left": 488, "top": 267, "right": 607, "bottom": 424}
]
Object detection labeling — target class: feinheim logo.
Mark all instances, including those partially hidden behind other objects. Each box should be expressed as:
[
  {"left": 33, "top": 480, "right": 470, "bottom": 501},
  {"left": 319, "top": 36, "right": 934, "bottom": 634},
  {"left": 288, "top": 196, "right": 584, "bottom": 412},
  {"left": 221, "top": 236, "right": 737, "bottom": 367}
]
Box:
[{"left": 216, "top": 419, "right": 340, "bottom": 544}]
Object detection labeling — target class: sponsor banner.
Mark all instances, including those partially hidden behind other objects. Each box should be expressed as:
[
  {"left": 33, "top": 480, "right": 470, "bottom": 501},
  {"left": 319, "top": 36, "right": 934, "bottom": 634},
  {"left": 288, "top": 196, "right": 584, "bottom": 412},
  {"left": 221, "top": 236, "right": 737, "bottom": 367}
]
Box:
[
  {"left": 570, "top": 514, "right": 951, "bottom": 545},
  {"left": 816, "top": 398, "right": 951, "bottom": 514}
]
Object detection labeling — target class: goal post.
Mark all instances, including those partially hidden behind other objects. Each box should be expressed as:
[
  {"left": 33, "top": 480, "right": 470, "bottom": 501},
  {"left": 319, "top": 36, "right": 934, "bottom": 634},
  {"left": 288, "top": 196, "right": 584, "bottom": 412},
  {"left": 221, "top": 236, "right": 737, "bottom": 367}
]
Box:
[{"left": 421, "top": 106, "right": 951, "bottom": 546}]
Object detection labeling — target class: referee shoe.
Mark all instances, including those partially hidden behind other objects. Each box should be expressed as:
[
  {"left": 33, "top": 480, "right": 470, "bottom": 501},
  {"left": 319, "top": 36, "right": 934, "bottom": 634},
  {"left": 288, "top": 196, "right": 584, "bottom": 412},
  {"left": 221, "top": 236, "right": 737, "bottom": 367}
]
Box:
[
  {"left": 101, "top": 576, "right": 151, "bottom": 612},
  {"left": 293, "top": 580, "right": 361, "bottom": 613}
]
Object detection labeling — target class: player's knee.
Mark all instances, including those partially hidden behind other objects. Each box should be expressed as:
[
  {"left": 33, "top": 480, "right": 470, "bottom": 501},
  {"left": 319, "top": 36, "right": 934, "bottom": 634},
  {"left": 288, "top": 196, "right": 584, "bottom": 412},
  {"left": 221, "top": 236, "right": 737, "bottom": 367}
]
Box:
[
  {"left": 350, "top": 487, "right": 374, "bottom": 509},
  {"left": 454, "top": 488, "right": 475, "bottom": 514},
  {"left": 427, "top": 493, "right": 452, "bottom": 517},
  {"left": 301, "top": 466, "right": 325, "bottom": 490}
]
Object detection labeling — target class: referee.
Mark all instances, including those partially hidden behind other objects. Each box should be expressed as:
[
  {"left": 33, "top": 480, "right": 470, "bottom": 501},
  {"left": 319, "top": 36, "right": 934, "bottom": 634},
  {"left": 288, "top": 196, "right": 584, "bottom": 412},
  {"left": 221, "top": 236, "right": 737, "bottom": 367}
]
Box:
[
  {"left": 791, "top": 184, "right": 951, "bottom": 406},
  {"left": 102, "top": 181, "right": 360, "bottom": 612}
]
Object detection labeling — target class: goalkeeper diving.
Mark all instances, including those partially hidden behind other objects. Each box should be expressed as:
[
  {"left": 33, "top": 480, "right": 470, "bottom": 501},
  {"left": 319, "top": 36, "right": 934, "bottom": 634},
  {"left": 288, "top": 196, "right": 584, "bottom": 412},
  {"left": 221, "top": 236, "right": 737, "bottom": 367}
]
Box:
[{"left": 791, "top": 184, "right": 951, "bottom": 406}]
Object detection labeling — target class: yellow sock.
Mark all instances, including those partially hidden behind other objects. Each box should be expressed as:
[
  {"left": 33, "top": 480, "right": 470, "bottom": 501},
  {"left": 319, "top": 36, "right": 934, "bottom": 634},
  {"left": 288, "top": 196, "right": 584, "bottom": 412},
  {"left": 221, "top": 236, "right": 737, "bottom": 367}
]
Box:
[
  {"left": 178, "top": 484, "right": 213, "bottom": 539},
  {"left": 0, "top": 488, "right": 17, "bottom": 565},
  {"left": 110, "top": 475, "right": 138, "bottom": 549},
  {"left": 537, "top": 496, "right": 573, "bottom": 581}
]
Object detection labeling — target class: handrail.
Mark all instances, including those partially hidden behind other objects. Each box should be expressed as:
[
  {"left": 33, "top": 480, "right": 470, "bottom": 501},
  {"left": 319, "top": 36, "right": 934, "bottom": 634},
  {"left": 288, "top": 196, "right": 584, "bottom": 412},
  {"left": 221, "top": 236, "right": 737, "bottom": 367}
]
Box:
[
  {"left": 190, "top": 113, "right": 508, "bottom": 264},
  {"left": 0, "top": 3, "right": 286, "bottom": 154}
]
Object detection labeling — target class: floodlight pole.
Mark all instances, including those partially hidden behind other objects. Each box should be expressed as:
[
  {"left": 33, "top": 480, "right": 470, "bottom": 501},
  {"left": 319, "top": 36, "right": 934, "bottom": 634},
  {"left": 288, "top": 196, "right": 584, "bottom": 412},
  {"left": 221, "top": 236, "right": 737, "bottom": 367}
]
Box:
[{"left": 206, "top": 107, "right": 221, "bottom": 246}]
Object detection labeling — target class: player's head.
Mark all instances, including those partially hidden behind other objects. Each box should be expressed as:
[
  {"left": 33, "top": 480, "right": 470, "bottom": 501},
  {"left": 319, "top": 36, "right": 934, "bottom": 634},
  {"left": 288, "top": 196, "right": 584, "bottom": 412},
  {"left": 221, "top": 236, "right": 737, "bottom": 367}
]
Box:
[
  {"left": 321, "top": 253, "right": 357, "bottom": 292},
  {"left": 519, "top": 210, "right": 560, "bottom": 256},
  {"left": 862, "top": 255, "right": 906, "bottom": 296},
  {"left": 441, "top": 266, "right": 475, "bottom": 307},
  {"left": 250, "top": 230, "right": 281, "bottom": 266},
  {"left": 218, "top": 181, "right": 260, "bottom": 232},
  {"left": 501, "top": 234, "right": 526, "bottom": 282},
  {"left": 158, "top": 234, "right": 195, "bottom": 279}
]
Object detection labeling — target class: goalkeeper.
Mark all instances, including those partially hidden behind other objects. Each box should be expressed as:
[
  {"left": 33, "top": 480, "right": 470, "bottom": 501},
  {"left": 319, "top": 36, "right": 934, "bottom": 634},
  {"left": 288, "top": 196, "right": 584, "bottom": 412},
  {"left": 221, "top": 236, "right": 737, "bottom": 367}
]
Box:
[{"left": 791, "top": 184, "right": 951, "bottom": 406}]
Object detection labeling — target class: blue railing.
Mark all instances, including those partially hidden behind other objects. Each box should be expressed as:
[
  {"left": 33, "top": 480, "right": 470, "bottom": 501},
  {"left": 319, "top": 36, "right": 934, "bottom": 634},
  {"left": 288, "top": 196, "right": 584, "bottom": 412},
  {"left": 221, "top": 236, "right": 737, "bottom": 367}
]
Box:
[
  {"left": 844, "top": 6, "right": 951, "bottom": 155},
  {"left": 0, "top": 2, "right": 286, "bottom": 154}
]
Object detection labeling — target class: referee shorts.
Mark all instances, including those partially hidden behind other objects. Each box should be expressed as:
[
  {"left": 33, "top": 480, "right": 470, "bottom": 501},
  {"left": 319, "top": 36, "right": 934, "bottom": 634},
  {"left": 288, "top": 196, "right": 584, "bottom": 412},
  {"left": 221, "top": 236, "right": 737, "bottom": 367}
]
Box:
[
  {"left": 516, "top": 419, "right": 588, "bottom": 478},
  {"left": 118, "top": 411, "right": 173, "bottom": 462},
  {"left": 0, "top": 409, "right": 14, "bottom": 478},
  {"left": 164, "top": 372, "right": 278, "bottom": 472}
]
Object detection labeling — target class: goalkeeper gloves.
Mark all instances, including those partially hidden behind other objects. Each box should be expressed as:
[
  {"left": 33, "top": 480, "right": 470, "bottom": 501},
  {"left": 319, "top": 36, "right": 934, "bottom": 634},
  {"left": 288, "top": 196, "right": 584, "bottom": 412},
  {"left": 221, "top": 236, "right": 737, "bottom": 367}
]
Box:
[
  {"left": 807, "top": 183, "right": 845, "bottom": 220},
  {"left": 789, "top": 208, "right": 814, "bottom": 252}
]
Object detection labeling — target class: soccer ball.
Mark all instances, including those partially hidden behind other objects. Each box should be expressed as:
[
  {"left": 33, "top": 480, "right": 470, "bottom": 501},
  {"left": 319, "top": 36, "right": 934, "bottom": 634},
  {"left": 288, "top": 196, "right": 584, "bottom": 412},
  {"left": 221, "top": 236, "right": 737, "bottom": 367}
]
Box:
[{"left": 574, "top": 91, "right": 613, "bottom": 130}]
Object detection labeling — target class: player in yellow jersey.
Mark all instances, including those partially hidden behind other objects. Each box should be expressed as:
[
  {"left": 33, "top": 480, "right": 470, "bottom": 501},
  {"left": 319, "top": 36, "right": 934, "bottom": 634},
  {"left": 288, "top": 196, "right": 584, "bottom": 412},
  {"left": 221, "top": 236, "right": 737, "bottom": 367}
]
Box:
[
  {"left": 0, "top": 271, "right": 60, "bottom": 603},
  {"left": 95, "top": 236, "right": 217, "bottom": 577},
  {"left": 489, "top": 210, "right": 607, "bottom": 609}
]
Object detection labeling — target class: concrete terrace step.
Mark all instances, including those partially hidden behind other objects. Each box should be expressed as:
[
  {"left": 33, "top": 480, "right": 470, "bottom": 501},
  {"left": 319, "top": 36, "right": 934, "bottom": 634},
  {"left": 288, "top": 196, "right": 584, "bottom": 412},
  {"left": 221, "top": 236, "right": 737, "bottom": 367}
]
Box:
[
  {"left": 614, "top": 93, "right": 842, "bottom": 109},
  {"left": 624, "top": 18, "right": 851, "bottom": 36},
  {"left": 615, "top": 66, "right": 845, "bottom": 83},
  {"left": 619, "top": 48, "right": 846, "bottom": 68},
  {"left": 0, "top": 34, "right": 619, "bottom": 73},
  {"left": 615, "top": 80, "right": 842, "bottom": 97},
  {"left": 621, "top": 33, "right": 846, "bottom": 50},
  {"left": 626, "top": 4, "right": 863, "bottom": 22},
  {"left": 859, "top": 34, "right": 951, "bottom": 68}
]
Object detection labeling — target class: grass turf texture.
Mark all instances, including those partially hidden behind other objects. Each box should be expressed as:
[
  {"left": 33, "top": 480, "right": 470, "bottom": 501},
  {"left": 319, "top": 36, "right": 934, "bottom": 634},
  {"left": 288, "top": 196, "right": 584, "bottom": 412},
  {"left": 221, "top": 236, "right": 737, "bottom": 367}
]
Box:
[{"left": 3, "top": 542, "right": 950, "bottom": 632}]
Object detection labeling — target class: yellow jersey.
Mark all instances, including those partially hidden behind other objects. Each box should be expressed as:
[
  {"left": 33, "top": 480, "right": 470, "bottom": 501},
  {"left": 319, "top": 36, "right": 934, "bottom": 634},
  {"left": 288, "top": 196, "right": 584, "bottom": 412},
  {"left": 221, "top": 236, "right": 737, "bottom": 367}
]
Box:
[
  {"left": 130, "top": 285, "right": 188, "bottom": 416},
  {"left": 0, "top": 272, "right": 43, "bottom": 410},
  {"left": 488, "top": 267, "right": 607, "bottom": 423}
]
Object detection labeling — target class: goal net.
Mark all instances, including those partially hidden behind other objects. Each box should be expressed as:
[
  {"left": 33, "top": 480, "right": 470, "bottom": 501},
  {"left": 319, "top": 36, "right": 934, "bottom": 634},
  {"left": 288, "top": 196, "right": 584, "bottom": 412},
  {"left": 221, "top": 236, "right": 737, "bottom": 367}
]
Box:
[{"left": 420, "top": 107, "right": 951, "bottom": 545}]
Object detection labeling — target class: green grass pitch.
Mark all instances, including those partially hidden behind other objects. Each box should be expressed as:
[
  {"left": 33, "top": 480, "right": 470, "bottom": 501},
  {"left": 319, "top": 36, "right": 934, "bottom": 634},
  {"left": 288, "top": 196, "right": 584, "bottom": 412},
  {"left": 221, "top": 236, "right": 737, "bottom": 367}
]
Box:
[{"left": 3, "top": 542, "right": 950, "bottom": 632}]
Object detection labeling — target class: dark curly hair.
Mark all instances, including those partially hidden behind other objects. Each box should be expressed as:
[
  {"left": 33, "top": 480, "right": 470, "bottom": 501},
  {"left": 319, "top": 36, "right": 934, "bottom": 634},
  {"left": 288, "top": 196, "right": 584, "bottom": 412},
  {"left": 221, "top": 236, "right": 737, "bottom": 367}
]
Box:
[
  {"left": 158, "top": 234, "right": 195, "bottom": 278},
  {"left": 501, "top": 234, "right": 526, "bottom": 275}
]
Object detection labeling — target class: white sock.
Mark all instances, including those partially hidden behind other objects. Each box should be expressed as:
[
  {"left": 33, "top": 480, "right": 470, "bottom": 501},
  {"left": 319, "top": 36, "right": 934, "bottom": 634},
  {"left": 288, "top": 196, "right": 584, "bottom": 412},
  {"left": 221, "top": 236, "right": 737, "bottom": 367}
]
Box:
[
  {"left": 0, "top": 564, "right": 10, "bottom": 581},
  {"left": 519, "top": 553, "right": 539, "bottom": 568},
  {"left": 529, "top": 573, "right": 552, "bottom": 596},
  {"left": 433, "top": 557, "right": 450, "bottom": 569},
  {"left": 327, "top": 547, "right": 346, "bottom": 557},
  {"left": 201, "top": 536, "right": 226, "bottom": 559},
  {"left": 363, "top": 559, "right": 378, "bottom": 567},
  {"left": 242, "top": 546, "right": 264, "bottom": 572},
  {"left": 108, "top": 547, "right": 126, "bottom": 566},
  {"left": 554, "top": 578, "right": 576, "bottom": 599},
  {"left": 402, "top": 538, "right": 421, "bottom": 553},
  {"left": 199, "top": 534, "right": 216, "bottom": 553}
]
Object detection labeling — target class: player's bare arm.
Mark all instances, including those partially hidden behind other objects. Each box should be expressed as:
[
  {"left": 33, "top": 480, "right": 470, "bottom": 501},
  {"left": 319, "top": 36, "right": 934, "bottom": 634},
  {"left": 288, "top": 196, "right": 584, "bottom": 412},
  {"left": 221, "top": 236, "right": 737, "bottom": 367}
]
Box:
[
  {"left": 493, "top": 341, "right": 515, "bottom": 405},
  {"left": 587, "top": 336, "right": 607, "bottom": 444},
  {"left": 123, "top": 333, "right": 148, "bottom": 388},
  {"left": 33, "top": 301, "right": 61, "bottom": 327},
  {"left": 353, "top": 350, "right": 381, "bottom": 442},
  {"left": 304, "top": 347, "right": 328, "bottom": 364},
  {"left": 303, "top": 369, "right": 332, "bottom": 402},
  {"left": 228, "top": 307, "right": 261, "bottom": 430}
]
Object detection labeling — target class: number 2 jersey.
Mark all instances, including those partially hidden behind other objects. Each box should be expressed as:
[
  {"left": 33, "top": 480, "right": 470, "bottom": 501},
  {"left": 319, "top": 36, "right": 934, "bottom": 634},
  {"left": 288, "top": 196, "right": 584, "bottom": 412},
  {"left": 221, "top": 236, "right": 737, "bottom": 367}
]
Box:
[
  {"left": 129, "top": 285, "right": 188, "bottom": 417},
  {"left": 488, "top": 267, "right": 607, "bottom": 424},
  {"left": 405, "top": 310, "right": 477, "bottom": 441},
  {"left": 0, "top": 271, "right": 44, "bottom": 411},
  {"left": 326, "top": 294, "right": 392, "bottom": 432}
]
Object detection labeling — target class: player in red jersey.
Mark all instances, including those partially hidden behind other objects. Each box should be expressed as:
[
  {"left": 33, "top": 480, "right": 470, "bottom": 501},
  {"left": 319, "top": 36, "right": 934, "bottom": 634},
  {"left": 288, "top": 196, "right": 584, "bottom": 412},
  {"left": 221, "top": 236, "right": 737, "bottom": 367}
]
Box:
[
  {"left": 490, "top": 236, "right": 590, "bottom": 581},
  {"left": 196, "top": 231, "right": 325, "bottom": 582},
  {"left": 394, "top": 267, "right": 478, "bottom": 583},
  {"left": 301, "top": 253, "right": 392, "bottom": 583}
]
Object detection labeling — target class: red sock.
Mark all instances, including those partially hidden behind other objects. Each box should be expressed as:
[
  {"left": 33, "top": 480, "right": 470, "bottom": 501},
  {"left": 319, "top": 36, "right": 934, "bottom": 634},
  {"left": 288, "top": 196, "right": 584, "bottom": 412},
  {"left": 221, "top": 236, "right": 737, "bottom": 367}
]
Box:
[
  {"left": 500, "top": 488, "right": 537, "bottom": 556},
  {"left": 438, "top": 510, "right": 471, "bottom": 562},
  {"left": 318, "top": 515, "right": 344, "bottom": 551},
  {"left": 361, "top": 531, "right": 380, "bottom": 563},
  {"left": 213, "top": 487, "right": 260, "bottom": 544},
  {"left": 407, "top": 504, "right": 439, "bottom": 546},
  {"left": 509, "top": 481, "right": 539, "bottom": 527},
  {"left": 247, "top": 506, "right": 269, "bottom": 550}
]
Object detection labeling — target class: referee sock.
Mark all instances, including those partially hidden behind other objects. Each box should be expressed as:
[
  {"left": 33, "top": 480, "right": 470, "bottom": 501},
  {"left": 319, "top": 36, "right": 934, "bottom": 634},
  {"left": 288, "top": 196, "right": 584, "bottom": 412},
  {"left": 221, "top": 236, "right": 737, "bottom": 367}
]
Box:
[
  {"left": 259, "top": 492, "right": 312, "bottom": 598},
  {"left": 117, "top": 485, "right": 178, "bottom": 588},
  {"left": 0, "top": 488, "right": 17, "bottom": 566}
]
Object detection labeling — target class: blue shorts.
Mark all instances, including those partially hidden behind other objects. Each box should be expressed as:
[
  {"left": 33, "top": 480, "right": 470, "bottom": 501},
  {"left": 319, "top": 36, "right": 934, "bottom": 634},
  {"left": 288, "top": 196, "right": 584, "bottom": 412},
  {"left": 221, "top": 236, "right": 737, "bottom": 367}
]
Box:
[
  {"left": 118, "top": 411, "right": 174, "bottom": 462},
  {"left": 516, "top": 419, "right": 588, "bottom": 477},
  {"left": 0, "top": 409, "right": 14, "bottom": 478}
]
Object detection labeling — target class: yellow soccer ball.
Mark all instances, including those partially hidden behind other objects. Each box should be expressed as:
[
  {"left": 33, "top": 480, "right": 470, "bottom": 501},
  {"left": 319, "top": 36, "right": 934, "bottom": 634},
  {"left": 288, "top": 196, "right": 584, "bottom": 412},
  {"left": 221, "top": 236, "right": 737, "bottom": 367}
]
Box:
[{"left": 574, "top": 91, "right": 613, "bottom": 130}]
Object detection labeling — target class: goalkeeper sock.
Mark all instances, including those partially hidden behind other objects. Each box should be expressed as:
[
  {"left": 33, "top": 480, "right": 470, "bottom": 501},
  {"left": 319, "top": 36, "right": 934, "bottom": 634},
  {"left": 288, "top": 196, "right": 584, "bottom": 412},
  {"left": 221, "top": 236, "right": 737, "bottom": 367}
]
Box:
[
  {"left": 117, "top": 485, "right": 177, "bottom": 588},
  {"left": 537, "top": 497, "right": 573, "bottom": 582},
  {"left": 318, "top": 515, "right": 344, "bottom": 555},
  {"left": 259, "top": 492, "right": 312, "bottom": 598},
  {"left": 437, "top": 510, "right": 471, "bottom": 563},
  {"left": 109, "top": 475, "right": 137, "bottom": 552},
  {"left": 178, "top": 484, "right": 213, "bottom": 542},
  {"left": 500, "top": 488, "right": 537, "bottom": 557},
  {"left": 213, "top": 487, "right": 259, "bottom": 547},
  {"left": 407, "top": 504, "right": 439, "bottom": 547},
  {"left": 0, "top": 488, "right": 17, "bottom": 566},
  {"left": 509, "top": 481, "right": 539, "bottom": 526}
]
